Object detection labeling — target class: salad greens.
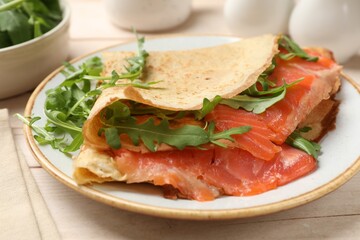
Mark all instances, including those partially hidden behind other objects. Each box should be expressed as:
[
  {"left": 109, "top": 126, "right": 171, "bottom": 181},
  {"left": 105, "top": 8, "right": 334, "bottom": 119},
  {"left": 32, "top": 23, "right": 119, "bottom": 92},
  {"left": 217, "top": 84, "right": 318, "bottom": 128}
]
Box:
[
  {"left": 17, "top": 34, "right": 155, "bottom": 153},
  {"left": 16, "top": 56, "right": 103, "bottom": 153},
  {"left": 286, "top": 127, "right": 321, "bottom": 159},
  {"left": 0, "top": 0, "right": 62, "bottom": 48},
  {"left": 278, "top": 35, "right": 319, "bottom": 62}
]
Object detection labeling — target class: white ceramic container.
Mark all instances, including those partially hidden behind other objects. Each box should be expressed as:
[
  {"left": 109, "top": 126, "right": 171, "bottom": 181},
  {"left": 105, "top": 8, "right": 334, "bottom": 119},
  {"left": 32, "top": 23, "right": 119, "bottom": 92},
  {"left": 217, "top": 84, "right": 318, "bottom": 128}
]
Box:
[
  {"left": 0, "top": 1, "right": 70, "bottom": 99},
  {"left": 104, "top": 0, "right": 192, "bottom": 32},
  {"left": 289, "top": 0, "right": 360, "bottom": 63},
  {"left": 224, "top": 0, "right": 294, "bottom": 37}
]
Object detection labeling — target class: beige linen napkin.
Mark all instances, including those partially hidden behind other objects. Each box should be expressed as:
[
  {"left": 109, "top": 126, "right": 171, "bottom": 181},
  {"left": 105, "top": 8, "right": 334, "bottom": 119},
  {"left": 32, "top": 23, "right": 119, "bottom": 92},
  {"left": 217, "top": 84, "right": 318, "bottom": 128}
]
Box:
[{"left": 0, "top": 109, "right": 61, "bottom": 240}]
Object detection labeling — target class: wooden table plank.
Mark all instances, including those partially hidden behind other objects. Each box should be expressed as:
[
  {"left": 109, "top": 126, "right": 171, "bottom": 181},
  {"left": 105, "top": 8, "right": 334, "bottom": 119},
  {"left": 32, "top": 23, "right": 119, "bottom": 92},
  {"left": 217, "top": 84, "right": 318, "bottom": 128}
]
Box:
[
  {"left": 31, "top": 168, "right": 360, "bottom": 240},
  {"left": 1, "top": 0, "right": 360, "bottom": 239}
]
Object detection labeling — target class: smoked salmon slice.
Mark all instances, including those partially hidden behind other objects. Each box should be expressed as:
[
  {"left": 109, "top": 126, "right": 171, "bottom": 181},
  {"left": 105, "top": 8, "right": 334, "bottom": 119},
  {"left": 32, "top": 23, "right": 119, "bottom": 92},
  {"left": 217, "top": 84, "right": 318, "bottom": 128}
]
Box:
[
  {"left": 114, "top": 148, "right": 221, "bottom": 201},
  {"left": 114, "top": 144, "right": 317, "bottom": 201},
  {"left": 262, "top": 52, "right": 341, "bottom": 143},
  {"left": 206, "top": 50, "right": 341, "bottom": 160},
  {"left": 206, "top": 105, "right": 282, "bottom": 160}
]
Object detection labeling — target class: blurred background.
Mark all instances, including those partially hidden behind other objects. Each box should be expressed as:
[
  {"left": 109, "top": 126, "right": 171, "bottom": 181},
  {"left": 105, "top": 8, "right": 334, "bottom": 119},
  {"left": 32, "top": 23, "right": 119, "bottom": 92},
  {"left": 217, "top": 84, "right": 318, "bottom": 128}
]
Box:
[
  {"left": 70, "top": 0, "right": 360, "bottom": 63},
  {"left": 1, "top": 0, "right": 359, "bottom": 99}
]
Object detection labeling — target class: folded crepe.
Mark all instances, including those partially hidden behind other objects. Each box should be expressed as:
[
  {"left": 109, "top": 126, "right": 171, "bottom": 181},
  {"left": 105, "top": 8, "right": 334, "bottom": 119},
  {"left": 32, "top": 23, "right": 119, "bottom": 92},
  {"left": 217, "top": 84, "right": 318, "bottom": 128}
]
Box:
[
  {"left": 73, "top": 35, "right": 341, "bottom": 201},
  {"left": 75, "top": 34, "right": 279, "bottom": 182}
]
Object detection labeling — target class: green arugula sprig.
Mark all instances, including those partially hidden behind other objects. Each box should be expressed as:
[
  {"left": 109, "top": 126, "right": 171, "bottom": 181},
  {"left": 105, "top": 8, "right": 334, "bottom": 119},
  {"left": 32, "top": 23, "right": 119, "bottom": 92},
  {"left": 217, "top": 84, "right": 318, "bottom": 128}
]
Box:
[
  {"left": 278, "top": 35, "right": 319, "bottom": 62},
  {"left": 15, "top": 113, "right": 83, "bottom": 153},
  {"left": 286, "top": 127, "right": 321, "bottom": 159},
  {"left": 16, "top": 57, "right": 104, "bottom": 153},
  {"left": 215, "top": 44, "right": 306, "bottom": 115},
  {"left": 65, "top": 34, "right": 156, "bottom": 121},
  {"left": 84, "top": 34, "right": 161, "bottom": 90},
  {"left": 99, "top": 101, "right": 251, "bottom": 151},
  {"left": 220, "top": 79, "right": 302, "bottom": 114},
  {"left": 194, "top": 95, "right": 222, "bottom": 120},
  {"left": 190, "top": 55, "right": 300, "bottom": 115},
  {"left": 220, "top": 89, "right": 286, "bottom": 114},
  {"left": 17, "top": 34, "right": 157, "bottom": 153},
  {"left": 207, "top": 122, "right": 251, "bottom": 148},
  {"left": 242, "top": 61, "right": 278, "bottom": 96},
  {"left": 0, "top": 0, "right": 62, "bottom": 48}
]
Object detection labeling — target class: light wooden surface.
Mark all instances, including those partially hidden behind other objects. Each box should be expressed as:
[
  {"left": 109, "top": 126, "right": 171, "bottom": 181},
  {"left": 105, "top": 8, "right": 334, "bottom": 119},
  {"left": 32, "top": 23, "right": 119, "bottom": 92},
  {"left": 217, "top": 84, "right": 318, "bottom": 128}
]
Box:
[{"left": 1, "top": 0, "right": 360, "bottom": 239}]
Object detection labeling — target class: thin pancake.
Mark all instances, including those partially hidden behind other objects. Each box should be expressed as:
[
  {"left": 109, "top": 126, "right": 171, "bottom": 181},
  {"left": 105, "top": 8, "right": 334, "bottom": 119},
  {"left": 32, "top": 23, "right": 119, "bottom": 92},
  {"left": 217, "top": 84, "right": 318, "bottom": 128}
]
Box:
[
  {"left": 82, "top": 34, "right": 279, "bottom": 151},
  {"left": 89, "top": 34, "right": 279, "bottom": 117}
]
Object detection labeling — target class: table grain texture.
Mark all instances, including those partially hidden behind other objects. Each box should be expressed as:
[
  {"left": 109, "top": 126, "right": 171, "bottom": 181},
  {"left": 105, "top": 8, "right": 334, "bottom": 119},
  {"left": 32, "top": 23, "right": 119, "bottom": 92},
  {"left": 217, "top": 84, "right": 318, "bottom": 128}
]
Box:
[{"left": 1, "top": 0, "right": 360, "bottom": 239}]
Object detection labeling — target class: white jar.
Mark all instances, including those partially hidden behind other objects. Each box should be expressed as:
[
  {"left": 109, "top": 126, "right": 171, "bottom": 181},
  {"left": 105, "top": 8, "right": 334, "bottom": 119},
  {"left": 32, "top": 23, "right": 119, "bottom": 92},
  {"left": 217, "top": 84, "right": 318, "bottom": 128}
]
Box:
[
  {"left": 104, "top": 0, "right": 192, "bottom": 32},
  {"left": 224, "top": 0, "right": 294, "bottom": 37},
  {"left": 289, "top": 0, "right": 360, "bottom": 63}
]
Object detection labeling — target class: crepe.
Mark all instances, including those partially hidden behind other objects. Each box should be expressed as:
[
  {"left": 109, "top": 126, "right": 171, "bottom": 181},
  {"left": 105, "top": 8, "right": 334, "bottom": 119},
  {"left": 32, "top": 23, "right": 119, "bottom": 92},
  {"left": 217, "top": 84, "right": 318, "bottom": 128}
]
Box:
[
  {"left": 73, "top": 35, "right": 341, "bottom": 195},
  {"left": 74, "top": 34, "right": 279, "bottom": 184}
]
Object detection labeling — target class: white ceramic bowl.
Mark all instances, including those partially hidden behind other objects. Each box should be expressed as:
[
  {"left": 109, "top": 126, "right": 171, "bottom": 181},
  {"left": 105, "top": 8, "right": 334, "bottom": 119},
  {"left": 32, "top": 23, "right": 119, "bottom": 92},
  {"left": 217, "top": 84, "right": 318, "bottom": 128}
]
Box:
[
  {"left": 0, "top": 0, "right": 70, "bottom": 99},
  {"left": 289, "top": 0, "right": 360, "bottom": 63},
  {"left": 224, "top": 0, "right": 294, "bottom": 37},
  {"left": 104, "top": 0, "right": 192, "bottom": 32}
]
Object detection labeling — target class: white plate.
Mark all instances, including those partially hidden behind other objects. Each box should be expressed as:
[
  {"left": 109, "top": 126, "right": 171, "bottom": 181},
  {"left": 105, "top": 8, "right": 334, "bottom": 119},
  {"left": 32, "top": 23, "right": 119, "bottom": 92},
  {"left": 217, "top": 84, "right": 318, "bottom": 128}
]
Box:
[{"left": 24, "top": 35, "right": 360, "bottom": 220}]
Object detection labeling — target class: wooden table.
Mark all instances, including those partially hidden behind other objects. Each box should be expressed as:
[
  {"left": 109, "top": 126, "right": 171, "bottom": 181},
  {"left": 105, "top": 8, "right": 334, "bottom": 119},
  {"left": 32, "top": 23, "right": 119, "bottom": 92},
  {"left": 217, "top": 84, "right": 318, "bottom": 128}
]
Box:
[{"left": 1, "top": 0, "right": 360, "bottom": 239}]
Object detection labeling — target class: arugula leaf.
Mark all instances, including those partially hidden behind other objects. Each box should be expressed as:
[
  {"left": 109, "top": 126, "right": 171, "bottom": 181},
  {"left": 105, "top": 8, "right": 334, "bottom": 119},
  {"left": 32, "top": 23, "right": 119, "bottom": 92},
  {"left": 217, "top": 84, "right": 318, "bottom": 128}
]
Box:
[
  {"left": 100, "top": 117, "right": 211, "bottom": 151},
  {"left": 101, "top": 117, "right": 251, "bottom": 151},
  {"left": 83, "top": 56, "right": 103, "bottom": 76},
  {"left": 101, "top": 103, "right": 220, "bottom": 151},
  {"left": 278, "top": 35, "right": 319, "bottom": 62},
  {"left": 208, "top": 122, "right": 251, "bottom": 147},
  {"left": 15, "top": 114, "right": 71, "bottom": 153},
  {"left": 101, "top": 101, "right": 131, "bottom": 123},
  {"left": 261, "top": 59, "right": 277, "bottom": 78},
  {"left": 99, "top": 100, "right": 251, "bottom": 151},
  {"left": 194, "top": 95, "right": 222, "bottom": 120},
  {"left": 286, "top": 127, "right": 321, "bottom": 159},
  {"left": 221, "top": 77, "right": 303, "bottom": 114},
  {"left": 104, "top": 127, "right": 121, "bottom": 149},
  {"left": 63, "top": 133, "right": 83, "bottom": 153},
  {"left": 44, "top": 110, "right": 82, "bottom": 135},
  {"left": 83, "top": 34, "right": 162, "bottom": 90},
  {"left": 221, "top": 88, "right": 286, "bottom": 114},
  {"left": 18, "top": 56, "right": 103, "bottom": 153},
  {"left": 217, "top": 54, "right": 303, "bottom": 115},
  {"left": 242, "top": 78, "right": 302, "bottom": 96},
  {"left": 257, "top": 76, "right": 276, "bottom": 91}
]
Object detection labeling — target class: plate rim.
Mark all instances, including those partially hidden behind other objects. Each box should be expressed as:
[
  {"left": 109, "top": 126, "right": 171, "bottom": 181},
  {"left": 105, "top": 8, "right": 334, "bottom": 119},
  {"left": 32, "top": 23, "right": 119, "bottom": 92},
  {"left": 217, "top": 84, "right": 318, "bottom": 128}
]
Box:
[{"left": 24, "top": 34, "right": 360, "bottom": 220}]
